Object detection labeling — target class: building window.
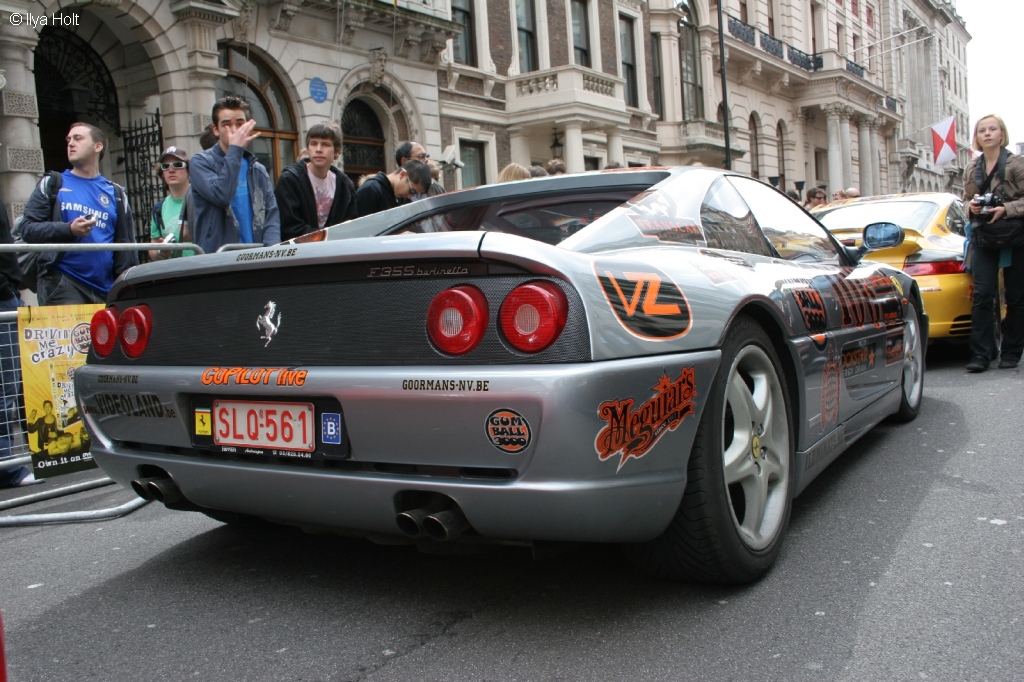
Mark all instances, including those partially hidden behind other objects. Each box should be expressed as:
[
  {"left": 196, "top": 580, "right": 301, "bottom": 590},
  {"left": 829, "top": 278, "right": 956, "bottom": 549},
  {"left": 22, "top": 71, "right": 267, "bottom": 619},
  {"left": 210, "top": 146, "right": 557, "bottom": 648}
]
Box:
[
  {"left": 460, "top": 140, "right": 486, "bottom": 188},
  {"left": 837, "top": 23, "right": 845, "bottom": 54},
  {"left": 851, "top": 0, "right": 859, "bottom": 17},
  {"left": 452, "top": 0, "right": 477, "bottom": 67},
  {"left": 619, "top": 15, "right": 638, "bottom": 108},
  {"left": 767, "top": 0, "right": 775, "bottom": 37},
  {"left": 852, "top": 34, "right": 860, "bottom": 60},
  {"left": 652, "top": 35, "right": 663, "bottom": 119},
  {"left": 866, "top": 5, "right": 873, "bottom": 28},
  {"left": 216, "top": 44, "right": 297, "bottom": 180},
  {"left": 776, "top": 122, "right": 786, "bottom": 192},
  {"left": 341, "top": 99, "right": 386, "bottom": 185},
  {"left": 748, "top": 115, "right": 760, "bottom": 179},
  {"left": 571, "top": 0, "right": 591, "bottom": 67},
  {"left": 739, "top": 0, "right": 748, "bottom": 24},
  {"left": 679, "top": 6, "right": 704, "bottom": 122},
  {"left": 516, "top": 0, "right": 538, "bottom": 73},
  {"left": 584, "top": 156, "right": 601, "bottom": 171}
]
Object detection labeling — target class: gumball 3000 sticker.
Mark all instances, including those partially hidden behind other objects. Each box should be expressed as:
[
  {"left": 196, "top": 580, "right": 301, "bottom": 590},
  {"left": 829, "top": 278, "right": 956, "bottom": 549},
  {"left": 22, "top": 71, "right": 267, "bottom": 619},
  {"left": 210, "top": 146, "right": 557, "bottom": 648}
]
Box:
[{"left": 485, "top": 409, "right": 532, "bottom": 453}]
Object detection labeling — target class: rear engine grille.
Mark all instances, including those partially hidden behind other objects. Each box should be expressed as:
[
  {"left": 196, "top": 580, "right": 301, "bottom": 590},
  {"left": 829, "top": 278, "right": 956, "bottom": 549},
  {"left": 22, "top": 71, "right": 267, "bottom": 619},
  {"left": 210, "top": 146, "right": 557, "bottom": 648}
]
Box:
[{"left": 949, "top": 315, "right": 972, "bottom": 336}]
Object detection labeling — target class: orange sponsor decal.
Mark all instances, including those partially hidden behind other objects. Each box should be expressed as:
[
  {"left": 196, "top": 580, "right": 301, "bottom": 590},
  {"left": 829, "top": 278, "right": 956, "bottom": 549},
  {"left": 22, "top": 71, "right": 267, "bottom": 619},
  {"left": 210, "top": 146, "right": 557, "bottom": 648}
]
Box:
[
  {"left": 201, "top": 367, "right": 307, "bottom": 387},
  {"left": 594, "top": 261, "right": 692, "bottom": 340},
  {"left": 595, "top": 368, "right": 696, "bottom": 471}
]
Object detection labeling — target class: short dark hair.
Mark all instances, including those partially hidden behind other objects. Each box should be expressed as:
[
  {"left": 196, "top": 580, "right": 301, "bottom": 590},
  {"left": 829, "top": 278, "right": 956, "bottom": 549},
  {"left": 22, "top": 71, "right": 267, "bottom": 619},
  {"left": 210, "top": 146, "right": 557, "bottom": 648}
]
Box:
[
  {"left": 306, "top": 122, "right": 342, "bottom": 151},
  {"left": 528, "top": 165, "right": 549, "bottom": 177},
  {"left": 199, "top": 123, "right": 218, "bottom": 151},
  {"left": 212, "top": 96, "right": 251, "bottom": 127},
  {"left": 68, "top": 122, "right": 107, "bottom": 161},
  {"left": 395, "top": 141, "right": 417, "bottom": 167},
  {"left": 401, "top": 159, "right": 432, "bottom": 190},
  {"left": 546, "top": 158, "right": 566, "bottom": 175}
]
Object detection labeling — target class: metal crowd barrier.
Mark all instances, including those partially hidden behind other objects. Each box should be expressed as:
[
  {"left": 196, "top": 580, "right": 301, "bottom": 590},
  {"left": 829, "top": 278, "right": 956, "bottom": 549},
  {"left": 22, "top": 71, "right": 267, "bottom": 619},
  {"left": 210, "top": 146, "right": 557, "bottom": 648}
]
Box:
[{"left": 0, "top": 242, "right": 214, "bottom": 523}]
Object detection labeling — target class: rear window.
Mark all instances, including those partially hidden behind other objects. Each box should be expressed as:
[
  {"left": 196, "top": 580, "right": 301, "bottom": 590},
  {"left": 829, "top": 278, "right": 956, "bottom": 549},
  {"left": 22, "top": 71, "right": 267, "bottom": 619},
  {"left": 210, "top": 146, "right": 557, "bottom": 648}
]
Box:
[
  {"left": 394, "top": 193, "right": 638, "bottom": 245},
  {"left": 816, "top": 201, "right": 940, "bottom": 233}
]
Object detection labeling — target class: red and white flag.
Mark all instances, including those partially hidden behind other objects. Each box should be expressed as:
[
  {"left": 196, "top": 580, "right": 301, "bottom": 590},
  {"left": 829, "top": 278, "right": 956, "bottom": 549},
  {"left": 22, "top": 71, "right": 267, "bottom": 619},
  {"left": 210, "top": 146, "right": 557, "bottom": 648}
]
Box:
[{"left": 931, "top": 116, "right": 957, "bottom": 165}]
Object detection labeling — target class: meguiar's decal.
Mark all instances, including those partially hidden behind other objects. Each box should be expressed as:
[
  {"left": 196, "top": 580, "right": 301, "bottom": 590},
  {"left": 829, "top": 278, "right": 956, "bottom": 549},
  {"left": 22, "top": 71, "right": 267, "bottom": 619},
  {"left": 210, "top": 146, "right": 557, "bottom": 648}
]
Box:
[
  {"left": 595, "top": 368, "right": 697, "bottom": 471},
  {"left": 821, "top": 342, "right": 841, "bottom": 428},
  {"left": 485, "top": 409, "right": 532, "bottom": 453},
  {"left": 201, "top": 367, "right": 307, "bottom": 386},
  {"left": 841, "top": 340, "right": 877, "bottom": 379},
  {"left": 793, "top": 288, "right": 828, "bottom": 333},
  {"left": 630, "top": 216, "right": 705, "bottom": 245},
  {"left": 886, "top": 328, "right": 906, "bottom": 366},
  {"left": 594, "top": 261, "right": 692, "bottom": 340}
]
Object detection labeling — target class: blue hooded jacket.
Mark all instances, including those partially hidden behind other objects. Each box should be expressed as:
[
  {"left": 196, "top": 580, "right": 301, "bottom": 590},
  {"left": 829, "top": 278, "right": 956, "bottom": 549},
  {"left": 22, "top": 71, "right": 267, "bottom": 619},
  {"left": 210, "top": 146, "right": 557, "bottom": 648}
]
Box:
[{"left": 189, "top": 144, "right": 281, "bottom": 254}]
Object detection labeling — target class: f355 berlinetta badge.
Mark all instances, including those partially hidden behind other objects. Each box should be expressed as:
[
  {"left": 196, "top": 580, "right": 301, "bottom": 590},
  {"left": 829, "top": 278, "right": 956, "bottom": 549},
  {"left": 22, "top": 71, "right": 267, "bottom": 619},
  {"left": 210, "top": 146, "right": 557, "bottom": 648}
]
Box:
[{"left": 257, "top": 301, "right": 282, "bottom": 347}]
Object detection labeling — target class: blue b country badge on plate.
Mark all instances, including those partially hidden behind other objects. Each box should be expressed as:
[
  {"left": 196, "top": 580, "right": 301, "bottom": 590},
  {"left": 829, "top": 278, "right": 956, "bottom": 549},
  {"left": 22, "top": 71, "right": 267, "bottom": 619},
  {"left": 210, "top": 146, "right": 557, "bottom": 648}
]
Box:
[{"left": 321, "top": 413, "right": 342, "bottom": 444}]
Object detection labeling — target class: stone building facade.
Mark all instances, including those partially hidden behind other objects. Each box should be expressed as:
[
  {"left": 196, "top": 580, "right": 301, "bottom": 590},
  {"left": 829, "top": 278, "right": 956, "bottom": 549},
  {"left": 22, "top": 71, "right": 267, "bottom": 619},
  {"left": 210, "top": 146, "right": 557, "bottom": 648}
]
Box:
[{"left": 0, "top": 0, "right": 971, "bottom": 229}]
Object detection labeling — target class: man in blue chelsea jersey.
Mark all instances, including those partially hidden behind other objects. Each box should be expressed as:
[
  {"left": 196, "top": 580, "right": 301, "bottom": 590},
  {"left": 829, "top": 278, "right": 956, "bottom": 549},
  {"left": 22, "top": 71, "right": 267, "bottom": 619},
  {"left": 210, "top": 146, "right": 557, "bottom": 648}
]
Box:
[{"left": 20, "top": 122, "right": 138, "bottom": 305}]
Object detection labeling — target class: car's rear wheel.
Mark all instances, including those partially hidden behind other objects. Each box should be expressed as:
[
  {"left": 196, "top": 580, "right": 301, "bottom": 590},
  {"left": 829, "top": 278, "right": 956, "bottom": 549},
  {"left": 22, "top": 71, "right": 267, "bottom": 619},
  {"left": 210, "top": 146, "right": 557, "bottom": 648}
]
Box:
[
  {"left": 629, "top": 316, "right": 793, "bottom": 583},
  {"left": 892, "top": 301, "right": 924, "bottom": 422}
]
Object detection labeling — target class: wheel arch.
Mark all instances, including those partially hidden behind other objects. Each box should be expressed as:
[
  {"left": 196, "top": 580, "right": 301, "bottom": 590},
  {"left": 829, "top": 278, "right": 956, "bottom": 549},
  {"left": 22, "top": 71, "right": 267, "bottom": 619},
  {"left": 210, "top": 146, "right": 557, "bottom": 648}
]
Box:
[{"left": 730, "top": 301, "right": 802, "bottom": 448}]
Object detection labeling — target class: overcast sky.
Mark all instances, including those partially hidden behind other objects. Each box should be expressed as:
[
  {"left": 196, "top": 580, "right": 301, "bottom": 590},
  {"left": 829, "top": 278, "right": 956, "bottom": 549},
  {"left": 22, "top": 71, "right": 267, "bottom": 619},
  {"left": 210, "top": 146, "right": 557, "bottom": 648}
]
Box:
[{"left": 955, "top": 2, "right": 1023, "bottom": 149}]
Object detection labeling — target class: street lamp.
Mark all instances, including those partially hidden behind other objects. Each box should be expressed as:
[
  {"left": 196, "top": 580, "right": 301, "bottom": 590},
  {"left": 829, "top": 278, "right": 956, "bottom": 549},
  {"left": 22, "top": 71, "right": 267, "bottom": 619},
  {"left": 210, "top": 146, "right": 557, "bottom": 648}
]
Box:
[
  {"left": 768, "top": 176, "right": 780, "bottom": 188},
  {"left": 794, "top": 180, "right": 805, "bottom": 199},
  {"left": 550, "top": 129, "right": 564, "bottom": 159}
]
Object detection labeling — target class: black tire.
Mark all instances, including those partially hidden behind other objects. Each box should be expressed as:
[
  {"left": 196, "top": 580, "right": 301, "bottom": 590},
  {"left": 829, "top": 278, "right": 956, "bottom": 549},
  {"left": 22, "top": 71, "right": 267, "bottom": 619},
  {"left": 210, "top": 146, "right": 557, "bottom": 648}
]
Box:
[
  {"left": 892, "top": 301, "right": 924, "bottom": 423},
  {"left": 629, "top": 316, "right": 794, "bottom": 583}
]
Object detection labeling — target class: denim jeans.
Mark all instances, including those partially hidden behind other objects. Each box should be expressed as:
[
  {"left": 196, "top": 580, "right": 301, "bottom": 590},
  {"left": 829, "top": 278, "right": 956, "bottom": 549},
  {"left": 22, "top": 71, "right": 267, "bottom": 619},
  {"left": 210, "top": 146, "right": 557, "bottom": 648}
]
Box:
[{"left": 970, "top": 245, "right": 1024, "bottom": 362}]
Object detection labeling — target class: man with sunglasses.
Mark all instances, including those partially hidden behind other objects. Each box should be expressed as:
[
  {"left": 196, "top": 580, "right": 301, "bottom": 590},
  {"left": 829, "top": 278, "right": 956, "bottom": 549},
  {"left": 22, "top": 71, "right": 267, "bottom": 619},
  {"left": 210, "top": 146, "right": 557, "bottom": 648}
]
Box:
[
  {"left": 148, "top": 147, "right": 196, "bottom": 260},
  {"left": 20, "top": 122, "right": 137, "bottom": 305}
]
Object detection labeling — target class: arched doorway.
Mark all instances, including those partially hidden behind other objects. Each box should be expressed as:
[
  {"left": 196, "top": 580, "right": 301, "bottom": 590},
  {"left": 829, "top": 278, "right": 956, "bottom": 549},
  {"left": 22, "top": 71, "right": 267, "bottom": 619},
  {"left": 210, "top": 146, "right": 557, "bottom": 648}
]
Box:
[
  {"left": 34, "top": 26, "right": 120, "bottom": 175},
  {"left": 341, "top": 100, "right": 386, "bottom": 186},
  {"left": 216, "top": 44, "right": 298, "bottom": 180}
]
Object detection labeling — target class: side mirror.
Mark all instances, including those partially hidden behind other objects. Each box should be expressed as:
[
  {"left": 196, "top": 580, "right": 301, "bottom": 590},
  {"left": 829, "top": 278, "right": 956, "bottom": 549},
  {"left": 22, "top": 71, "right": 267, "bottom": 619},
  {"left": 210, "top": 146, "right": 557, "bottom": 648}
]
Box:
[
  {"left": 863, "top": 222, "right": 904, "bottom": 249},
  {"left": 950, "top": 218, "right": 965, "bottom": 235},
  {"left": 846, "top": 222, "right": 904, "bottom": 263}
]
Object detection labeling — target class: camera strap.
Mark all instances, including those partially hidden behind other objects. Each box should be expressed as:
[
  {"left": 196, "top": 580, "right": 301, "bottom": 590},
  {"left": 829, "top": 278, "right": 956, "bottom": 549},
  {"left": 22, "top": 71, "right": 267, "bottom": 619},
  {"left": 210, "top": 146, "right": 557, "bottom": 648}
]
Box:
[{"left": 975, "top": 148, "right": 1008, "bottom": 195}]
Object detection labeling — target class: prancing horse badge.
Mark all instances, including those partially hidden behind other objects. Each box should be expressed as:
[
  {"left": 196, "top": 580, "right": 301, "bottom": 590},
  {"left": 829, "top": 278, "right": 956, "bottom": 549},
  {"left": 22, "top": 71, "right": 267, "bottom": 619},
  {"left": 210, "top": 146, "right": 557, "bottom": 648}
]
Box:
[{"left": 257, "top": 301, "right": 282, "bottom": 347}]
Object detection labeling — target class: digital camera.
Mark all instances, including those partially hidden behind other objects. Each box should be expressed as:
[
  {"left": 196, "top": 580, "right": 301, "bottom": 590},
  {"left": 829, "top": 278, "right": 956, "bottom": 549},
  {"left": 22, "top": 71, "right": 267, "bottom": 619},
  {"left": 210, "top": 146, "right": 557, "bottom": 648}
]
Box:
[{"left": 973, "top": 192, "right": 1004, "bottom": 215}]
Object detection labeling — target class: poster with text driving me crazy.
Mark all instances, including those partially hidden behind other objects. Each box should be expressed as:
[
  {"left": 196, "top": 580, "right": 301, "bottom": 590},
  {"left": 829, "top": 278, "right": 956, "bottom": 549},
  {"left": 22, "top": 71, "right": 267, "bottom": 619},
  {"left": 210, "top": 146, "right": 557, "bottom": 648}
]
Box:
[{"left": 18, "top": 304, "right": 103, "bottom": 477}]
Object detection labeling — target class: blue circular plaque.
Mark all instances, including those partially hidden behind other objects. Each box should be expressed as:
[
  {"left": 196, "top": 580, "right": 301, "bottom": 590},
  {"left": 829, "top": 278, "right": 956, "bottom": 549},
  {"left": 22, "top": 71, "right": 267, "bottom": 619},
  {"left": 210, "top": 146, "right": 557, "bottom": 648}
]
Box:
[{"left": 309, "top": 77, "right": 328, "bottom": 104}]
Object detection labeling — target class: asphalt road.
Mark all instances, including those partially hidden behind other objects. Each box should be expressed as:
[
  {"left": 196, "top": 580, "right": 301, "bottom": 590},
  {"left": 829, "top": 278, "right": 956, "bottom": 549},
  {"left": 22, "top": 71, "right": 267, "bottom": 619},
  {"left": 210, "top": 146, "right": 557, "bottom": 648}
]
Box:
[{"left": 2, "top": 344, "right": 1022, "bottom": 681}]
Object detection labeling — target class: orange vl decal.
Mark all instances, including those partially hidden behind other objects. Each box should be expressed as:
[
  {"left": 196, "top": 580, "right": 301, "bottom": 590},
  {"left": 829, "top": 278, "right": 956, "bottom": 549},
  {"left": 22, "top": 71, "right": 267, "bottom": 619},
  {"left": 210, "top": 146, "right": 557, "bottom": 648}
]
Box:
[
  {"left": 595, "top": 368, "right": 697, "bottom": 471},
  {"left": 594, "top": 261, "right": 691, "bottom": 340}
]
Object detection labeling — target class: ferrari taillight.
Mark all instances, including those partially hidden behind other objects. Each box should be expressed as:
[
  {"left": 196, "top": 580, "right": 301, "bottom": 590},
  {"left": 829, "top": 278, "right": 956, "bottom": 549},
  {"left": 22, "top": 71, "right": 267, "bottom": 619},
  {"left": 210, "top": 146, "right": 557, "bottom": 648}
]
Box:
[
  {"left": 90, "top": 307, "right": 119, "bottom": 357},
  {"left": 117, "top": 305, "right": 153, "bottom": 358},
  {"left": 426, "top": 286, "right": 489, "bottom": 355},
  {"left": 499, "top": 281, "right": 568, "bottom": 353},
  {"left": 903, "top": 260, "right": 963, "bottom": 276}
]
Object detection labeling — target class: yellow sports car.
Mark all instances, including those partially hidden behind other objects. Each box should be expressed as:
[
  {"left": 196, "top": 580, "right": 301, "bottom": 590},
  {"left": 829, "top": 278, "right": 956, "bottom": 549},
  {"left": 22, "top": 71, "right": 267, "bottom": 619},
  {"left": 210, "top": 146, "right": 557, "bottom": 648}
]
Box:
[{"left": 813, "top": 193, "right": 973, "bottom": 340}]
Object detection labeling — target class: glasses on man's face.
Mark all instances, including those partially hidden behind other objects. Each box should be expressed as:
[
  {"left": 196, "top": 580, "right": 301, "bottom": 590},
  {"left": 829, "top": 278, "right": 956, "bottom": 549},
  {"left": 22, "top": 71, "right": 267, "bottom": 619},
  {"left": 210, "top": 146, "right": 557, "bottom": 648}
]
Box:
[
  {"left": 414, "top": 152, "right": 429, "bottom": 160},
  {"left": 161, "top": 161, "right": 187, "bottom": 171}
]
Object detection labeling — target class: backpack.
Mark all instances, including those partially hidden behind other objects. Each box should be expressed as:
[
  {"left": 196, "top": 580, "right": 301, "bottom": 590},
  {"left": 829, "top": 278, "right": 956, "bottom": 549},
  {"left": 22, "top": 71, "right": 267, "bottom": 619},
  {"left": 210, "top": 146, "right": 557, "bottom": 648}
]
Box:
[{"left": 14, "top": 171, "right": 62, "bottom": 293}]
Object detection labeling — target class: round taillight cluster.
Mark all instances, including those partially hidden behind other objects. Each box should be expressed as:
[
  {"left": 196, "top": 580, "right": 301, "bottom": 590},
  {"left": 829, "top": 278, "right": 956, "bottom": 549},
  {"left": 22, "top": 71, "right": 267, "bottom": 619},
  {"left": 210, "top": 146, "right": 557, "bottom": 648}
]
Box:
[
  {"left": 499, "top": 282, "right": 568, "bottom": 353},
  {"left": 90, "top": 305, "right": 153, "bottom": 358},
  {"left": 426, "top": 286, "right": 489, "bottom": 355},
  {"left": 426, "top": 281, "right": 569, "bottom": 356}
]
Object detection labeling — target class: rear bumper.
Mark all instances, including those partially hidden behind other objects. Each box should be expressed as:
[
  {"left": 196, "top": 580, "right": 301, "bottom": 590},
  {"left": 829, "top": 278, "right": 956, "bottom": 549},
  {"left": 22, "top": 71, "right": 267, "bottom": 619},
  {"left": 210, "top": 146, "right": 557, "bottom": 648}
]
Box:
[
  {"left": 915, "top": 273, "right": 973, "bottom": 338},
  {"left": 77, "top": 351, "right": 720, "bottom": 543}
]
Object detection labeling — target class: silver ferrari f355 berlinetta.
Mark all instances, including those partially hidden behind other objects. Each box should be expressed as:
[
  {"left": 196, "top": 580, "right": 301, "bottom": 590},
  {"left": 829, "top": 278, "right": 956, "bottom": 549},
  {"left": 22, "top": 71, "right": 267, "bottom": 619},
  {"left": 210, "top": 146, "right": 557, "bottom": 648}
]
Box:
[{"left": 75, "top": 167, "right": 925, "bottom": 583}]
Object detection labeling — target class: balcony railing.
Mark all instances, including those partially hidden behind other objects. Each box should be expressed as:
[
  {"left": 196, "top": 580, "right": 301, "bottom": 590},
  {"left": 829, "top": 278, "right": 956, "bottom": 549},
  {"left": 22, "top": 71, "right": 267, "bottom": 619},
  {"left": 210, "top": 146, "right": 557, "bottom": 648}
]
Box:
[
  {"left": 727, "top": 16, "right": 756, "bottom": 46},
  {"left": 845, "top": 59, "right": 866, "bottom": 79},
  {"left": 787, "top": 45, "right": 814, "bottom": 71},
  {"left": 886, "top": 96, "right": 898, "bottom": 112},
  {"left": 760, "top": 32, "right": 784, "bottom": 60}
]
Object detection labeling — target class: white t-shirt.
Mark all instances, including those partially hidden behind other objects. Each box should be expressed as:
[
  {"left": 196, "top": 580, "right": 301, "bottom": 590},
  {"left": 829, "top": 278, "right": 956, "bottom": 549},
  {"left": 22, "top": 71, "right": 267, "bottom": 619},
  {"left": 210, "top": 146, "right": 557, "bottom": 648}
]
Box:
[{"left": 307, "top": 165, "right": 336, "bottom": 229}]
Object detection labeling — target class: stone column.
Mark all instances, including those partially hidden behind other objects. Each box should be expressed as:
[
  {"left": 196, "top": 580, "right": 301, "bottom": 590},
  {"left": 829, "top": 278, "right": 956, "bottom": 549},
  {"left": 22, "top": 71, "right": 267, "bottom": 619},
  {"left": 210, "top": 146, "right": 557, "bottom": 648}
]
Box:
[
  {"left": 563, "top": 120, "right": 585, "bottom": 174},
  {"left": 870, "top": 119, "right": 884, "bottom": 195},
  {"left": 0, "top": 6, "right": 43, "bottom": 218},
  {"left": 606, "top": 127, "right": 625, "bottom": 167},
  {"left": 822, "top": 104, "right": 844, "bottom": 196},
  {"left": 172, "top": 3, "right": 239, "bottom": 135},
  {"left": 839, "top": 107, "right": 853, "bottom": 189},
  {"left": 857, "top": 117, "right": 874, "bottom": 196},
  {"left": 508, "top": 128, "right": 531, "bottom": 166}
]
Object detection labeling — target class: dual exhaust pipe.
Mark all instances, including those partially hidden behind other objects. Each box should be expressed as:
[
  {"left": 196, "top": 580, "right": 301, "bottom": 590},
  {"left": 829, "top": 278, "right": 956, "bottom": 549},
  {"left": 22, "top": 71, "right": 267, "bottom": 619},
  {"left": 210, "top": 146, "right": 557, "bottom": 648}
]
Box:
[
  {"left": 396, "top": 496, "right": 471, "bottom": 542},
  {"left": 130, "top": 474, "right": 183, "bottom": 504}
]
